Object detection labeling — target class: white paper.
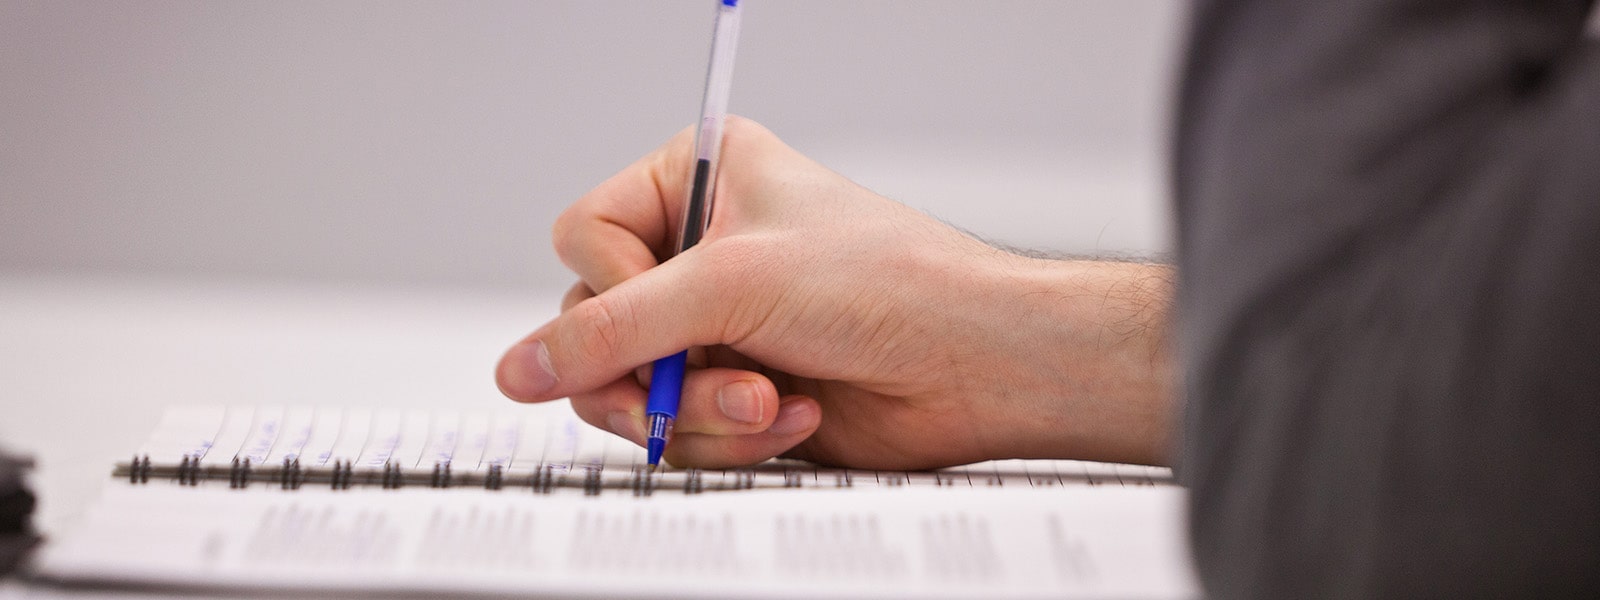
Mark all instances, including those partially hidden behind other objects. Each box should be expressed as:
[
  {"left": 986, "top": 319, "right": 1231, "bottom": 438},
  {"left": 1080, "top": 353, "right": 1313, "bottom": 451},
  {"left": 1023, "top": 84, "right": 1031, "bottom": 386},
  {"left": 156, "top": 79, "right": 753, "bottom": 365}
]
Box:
[
  {"left": 37, "top": 403, "right": 1199, "bottom": 598},
  {"left": 36, "top": 485, "right": 1197, "bottom": 599}
]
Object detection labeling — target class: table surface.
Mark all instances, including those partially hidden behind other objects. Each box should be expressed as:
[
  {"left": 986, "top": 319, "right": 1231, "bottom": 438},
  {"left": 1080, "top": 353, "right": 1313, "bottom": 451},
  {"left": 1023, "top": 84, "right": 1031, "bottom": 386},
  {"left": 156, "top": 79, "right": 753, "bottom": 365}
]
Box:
[{"left": 0, "top": 272, "right": 564, "bottom": 540}]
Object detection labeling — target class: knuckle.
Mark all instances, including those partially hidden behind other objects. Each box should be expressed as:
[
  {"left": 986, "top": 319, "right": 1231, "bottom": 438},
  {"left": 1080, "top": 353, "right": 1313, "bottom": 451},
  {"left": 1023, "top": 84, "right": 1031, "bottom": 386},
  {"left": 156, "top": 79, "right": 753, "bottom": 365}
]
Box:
[
  {"left": 718, "top": 116, "right": 784, "bottom": 194},
  {"left": 567, "top": 392, "right": 607, "bottom": 425},
  {"left": 722, "top": 114, "right": 768, "bottom": 143},
  {"left": 667, "top": 124, "right": 697, "bottom": 150},
  {"left": 649, "top": 130, "right": 696, "bottom": 185},
  {"left": 551, "top": 208, "right": 584, "bottom": 267},
  {"left": 560, "top": 281, "right": 592, "bottom": 312}
]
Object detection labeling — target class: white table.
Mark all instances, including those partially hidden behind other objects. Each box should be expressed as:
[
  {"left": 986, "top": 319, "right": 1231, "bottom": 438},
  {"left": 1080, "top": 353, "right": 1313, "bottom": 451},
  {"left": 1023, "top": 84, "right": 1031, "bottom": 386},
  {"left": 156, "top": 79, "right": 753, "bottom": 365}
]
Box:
[{"left": 0, "top": 272, "right": 564, "bottom": 539}]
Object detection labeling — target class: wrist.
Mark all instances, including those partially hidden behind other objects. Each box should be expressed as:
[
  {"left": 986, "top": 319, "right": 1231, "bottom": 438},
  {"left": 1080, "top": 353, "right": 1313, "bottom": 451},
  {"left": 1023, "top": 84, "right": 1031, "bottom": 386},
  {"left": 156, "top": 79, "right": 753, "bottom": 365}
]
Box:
[{"left": 964, "top": 254, "right": 1176, "bottom": 465}]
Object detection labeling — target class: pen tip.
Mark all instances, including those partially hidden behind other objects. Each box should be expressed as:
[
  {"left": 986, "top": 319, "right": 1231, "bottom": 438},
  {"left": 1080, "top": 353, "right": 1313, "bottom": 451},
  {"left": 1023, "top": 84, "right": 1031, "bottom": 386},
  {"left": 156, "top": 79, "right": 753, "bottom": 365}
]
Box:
[
  {"left": 646, "top": 437, "right": 666, "bottom": 468},
  {"left": 646, "top": 463, "right": 657, "bottom": 475}
]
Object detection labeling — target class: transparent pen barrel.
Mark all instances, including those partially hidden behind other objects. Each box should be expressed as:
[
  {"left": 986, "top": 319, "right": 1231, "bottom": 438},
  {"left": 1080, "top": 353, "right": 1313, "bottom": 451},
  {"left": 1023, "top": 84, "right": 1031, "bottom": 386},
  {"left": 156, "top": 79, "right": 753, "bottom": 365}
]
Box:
[
  {"left": 697, "top": 4, "right": 742, "bottom": 161},
  {"left": 678, "top": 3, "right": 741, "bottom": 254}
]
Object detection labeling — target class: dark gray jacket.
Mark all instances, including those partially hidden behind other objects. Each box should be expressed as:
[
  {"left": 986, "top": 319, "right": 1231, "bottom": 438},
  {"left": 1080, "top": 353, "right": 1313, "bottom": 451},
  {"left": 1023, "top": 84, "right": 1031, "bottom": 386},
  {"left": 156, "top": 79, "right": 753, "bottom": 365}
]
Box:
[{"left": 1174, "top": 1, "right": 1600, "bottom": 597}]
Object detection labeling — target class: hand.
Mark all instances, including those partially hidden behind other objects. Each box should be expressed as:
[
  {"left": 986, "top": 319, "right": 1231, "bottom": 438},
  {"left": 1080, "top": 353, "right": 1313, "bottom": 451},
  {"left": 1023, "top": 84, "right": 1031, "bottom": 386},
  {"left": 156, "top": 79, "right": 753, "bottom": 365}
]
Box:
[{"left": 496, "top": 117, "right": 1175, "bottom": 469}]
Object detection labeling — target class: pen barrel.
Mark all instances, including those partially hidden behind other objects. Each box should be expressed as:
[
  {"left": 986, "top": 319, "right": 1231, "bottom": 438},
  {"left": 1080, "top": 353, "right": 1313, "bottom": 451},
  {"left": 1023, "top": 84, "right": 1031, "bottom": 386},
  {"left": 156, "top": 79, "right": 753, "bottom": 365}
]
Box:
[
  {"left": 676, "top": 1, "right": 742, "bottom": 255},
  {"left": 696, "top": 2, "right": 742, "bottom": 157},
  {"left": 646, "top": 351, "right": 690, "bottom": 417}
]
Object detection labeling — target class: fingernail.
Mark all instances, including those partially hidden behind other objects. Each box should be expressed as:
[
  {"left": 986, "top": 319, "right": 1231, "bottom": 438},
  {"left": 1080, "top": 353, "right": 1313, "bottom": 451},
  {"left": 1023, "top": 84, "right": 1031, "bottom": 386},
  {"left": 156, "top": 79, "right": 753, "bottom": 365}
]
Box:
[
  {"left": 607, "top": 412, "right": 640, "bottom": 444},
  {"left": 768, "top": 401, "right": 817, "bottom": 436},
  {"left": 717, "top": 380, "right": 764, "bottom": 424},
  {"left": 504, "top": 340, "right": 558, "bottom": 397}
]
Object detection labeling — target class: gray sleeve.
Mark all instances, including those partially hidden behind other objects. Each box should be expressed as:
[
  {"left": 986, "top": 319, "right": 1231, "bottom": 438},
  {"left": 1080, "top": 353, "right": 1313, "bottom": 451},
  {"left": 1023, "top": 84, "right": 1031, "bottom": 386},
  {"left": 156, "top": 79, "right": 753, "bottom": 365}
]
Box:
[{"left": 1173, "top": 1, "right": 1600, "bottom": 598}]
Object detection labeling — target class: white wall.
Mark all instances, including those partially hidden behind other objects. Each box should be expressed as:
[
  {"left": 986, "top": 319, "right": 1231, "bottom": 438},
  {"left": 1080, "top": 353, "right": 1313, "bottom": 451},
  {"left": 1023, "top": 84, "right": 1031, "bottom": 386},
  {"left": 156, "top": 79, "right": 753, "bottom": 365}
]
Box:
[{"left": 0, "top": 1, "right": 1187, "bottom": 288}]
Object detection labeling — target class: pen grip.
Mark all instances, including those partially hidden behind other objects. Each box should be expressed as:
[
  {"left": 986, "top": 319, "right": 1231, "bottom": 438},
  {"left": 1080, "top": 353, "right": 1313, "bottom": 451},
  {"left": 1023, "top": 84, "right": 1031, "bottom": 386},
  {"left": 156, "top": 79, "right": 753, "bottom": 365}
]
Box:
[{"left": 645, "top": 351, "right": 689, "bottom": 417}]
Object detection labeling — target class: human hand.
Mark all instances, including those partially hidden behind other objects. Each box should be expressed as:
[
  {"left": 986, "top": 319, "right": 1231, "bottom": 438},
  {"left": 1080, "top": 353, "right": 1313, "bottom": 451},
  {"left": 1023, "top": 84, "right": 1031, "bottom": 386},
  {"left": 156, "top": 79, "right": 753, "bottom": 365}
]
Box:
[{"left": 497, "top": 117, "right": 1174, "bottom": 469}]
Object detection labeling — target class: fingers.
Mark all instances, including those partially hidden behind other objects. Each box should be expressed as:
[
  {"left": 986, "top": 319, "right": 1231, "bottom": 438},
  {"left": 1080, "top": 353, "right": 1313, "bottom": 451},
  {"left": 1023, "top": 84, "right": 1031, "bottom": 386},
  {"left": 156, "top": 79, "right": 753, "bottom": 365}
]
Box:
[
  {"left": 561, "top": 281, "right": 594, "bottom": 312},
  {"left": 574, "top": 386, "right": 822, "bottom": 469},
  {"left": 553, "top": 128, "right": 694, "bottom": 294},
  {"left": 566, "top": 367, "right": 782, "bottom": 438},
  {"left": 662, "top": 397, "right": 822, "bottom": 468},
  {"left": 559, "top": 367, "right": 822, "bottom": 468},
  {"left": 551, "top": 116, "right": 788, "bottom": 295},
  {"left": 497, "top": 249, "right": 752, "bottom": 403}
]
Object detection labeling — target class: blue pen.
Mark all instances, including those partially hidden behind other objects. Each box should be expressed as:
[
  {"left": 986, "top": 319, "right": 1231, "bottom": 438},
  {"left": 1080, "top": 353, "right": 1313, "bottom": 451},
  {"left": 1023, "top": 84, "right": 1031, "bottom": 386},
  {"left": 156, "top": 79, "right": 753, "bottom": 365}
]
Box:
[{"left": 645, "top": 0, "right": 744, "bottom": 471}]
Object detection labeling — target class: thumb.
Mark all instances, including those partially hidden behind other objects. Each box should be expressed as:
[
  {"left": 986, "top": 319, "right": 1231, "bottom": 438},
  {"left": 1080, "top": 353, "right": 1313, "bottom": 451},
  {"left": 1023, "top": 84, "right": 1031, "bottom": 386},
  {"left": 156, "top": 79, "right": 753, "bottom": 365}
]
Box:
[{"left": 497, "top": 251, "right": 737, "bottom": 403}]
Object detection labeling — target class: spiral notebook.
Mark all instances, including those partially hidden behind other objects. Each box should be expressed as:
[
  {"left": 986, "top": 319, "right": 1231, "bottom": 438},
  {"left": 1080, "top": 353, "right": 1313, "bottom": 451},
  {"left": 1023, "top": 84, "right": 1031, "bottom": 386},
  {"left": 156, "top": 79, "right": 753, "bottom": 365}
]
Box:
[{"left": 32, "top": 403, "right": 1199, "bottom": 598}]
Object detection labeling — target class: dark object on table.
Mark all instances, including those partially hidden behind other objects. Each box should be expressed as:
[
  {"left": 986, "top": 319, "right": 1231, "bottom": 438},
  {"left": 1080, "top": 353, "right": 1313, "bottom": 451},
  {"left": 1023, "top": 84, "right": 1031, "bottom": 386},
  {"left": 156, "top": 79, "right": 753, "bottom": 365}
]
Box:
[{"left": 0, "top": 447, "right": 39, "bottom": 577}]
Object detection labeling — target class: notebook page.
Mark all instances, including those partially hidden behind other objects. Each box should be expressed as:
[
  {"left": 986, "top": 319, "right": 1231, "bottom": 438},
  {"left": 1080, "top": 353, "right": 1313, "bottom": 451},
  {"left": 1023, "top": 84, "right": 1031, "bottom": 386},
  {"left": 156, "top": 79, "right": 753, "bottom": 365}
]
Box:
[{"left": 34, "top": 485, "right": 1198, "bottom": 599}]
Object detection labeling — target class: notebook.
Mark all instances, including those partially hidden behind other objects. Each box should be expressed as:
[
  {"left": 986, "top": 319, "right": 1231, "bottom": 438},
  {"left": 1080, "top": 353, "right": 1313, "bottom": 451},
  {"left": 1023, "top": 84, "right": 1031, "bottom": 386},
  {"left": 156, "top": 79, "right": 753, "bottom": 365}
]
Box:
[{"left": 30, "top": 402, "right": 1200, "bottom": 598}]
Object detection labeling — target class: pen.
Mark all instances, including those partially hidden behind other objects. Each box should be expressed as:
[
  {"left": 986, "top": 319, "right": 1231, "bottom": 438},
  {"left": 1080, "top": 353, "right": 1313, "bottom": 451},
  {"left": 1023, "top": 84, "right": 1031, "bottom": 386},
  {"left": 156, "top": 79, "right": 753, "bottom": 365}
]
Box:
[{"left": 645, "top": 0, "right": 744, "bottom": 471}]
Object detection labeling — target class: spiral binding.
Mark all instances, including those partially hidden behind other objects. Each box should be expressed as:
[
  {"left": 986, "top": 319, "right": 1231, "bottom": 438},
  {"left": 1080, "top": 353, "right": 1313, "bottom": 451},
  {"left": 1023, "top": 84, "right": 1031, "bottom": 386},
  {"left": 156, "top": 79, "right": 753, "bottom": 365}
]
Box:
[
  {"left": 228, "top": 458, "right": 252, "bottom": 489},
  {"left": 117, "top": 454, "right": 1048, "bottom": 495},
  {"left": 683, "top": 469, "right": 704, "bottom": 495},
  {"left": 330, "top": 459, "right": 353, "bottom": 490},
  {"left": 484, "top": 463, "right": 503, "bottom": 490},
  {"left": 280, "top": 457, "right": 303, "bottom": 490},
  {"left": 630, "top": 468, "right": 655, "bottom": 497},
  {"left": 381, "top": 462, "right": 403, "bottom": 490},
  {"left": 430, "top": 461, "right": 451, "bottom": 489},
  {"left": 531, "top": 464, "right": 555, "bottom": 494},
  {"left": 128, "top": 454, "right": 151, "bottom": 485},
  {"left": 176, "top": 455, "right": 196, "bottom": 486}
]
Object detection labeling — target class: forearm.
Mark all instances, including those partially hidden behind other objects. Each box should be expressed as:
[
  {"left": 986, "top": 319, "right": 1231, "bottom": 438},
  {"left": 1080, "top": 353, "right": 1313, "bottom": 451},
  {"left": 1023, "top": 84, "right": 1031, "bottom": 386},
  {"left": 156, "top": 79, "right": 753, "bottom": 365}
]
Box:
[{"left": 971, "top": 255, "right": 1177, "bottom": 466}]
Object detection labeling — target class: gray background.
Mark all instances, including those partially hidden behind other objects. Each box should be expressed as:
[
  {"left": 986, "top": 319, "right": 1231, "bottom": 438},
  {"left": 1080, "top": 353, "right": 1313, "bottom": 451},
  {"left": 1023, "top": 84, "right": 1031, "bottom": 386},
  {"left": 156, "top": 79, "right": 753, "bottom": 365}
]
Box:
[{"left": 1, "top": 1, "right": 1188, "bottom": 289}]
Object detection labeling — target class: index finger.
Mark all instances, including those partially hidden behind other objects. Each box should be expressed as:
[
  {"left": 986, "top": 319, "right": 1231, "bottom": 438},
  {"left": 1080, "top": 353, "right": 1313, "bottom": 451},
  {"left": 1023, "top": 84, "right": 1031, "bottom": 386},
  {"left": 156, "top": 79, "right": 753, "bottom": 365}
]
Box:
[{"left": 552, "top": 127, "right": 696, "bottom": 295}]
